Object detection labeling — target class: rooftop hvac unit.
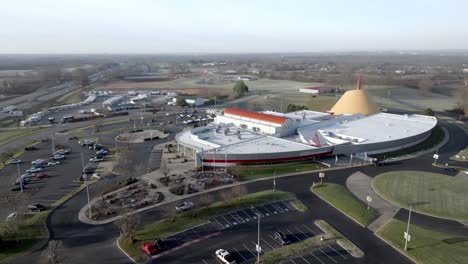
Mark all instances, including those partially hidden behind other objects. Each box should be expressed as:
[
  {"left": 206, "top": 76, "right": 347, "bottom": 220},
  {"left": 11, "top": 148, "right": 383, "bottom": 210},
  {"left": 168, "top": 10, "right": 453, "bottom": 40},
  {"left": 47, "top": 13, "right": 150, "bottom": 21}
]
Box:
[{"left": 224, "top": 127, "right": 229, "bottom": 135}]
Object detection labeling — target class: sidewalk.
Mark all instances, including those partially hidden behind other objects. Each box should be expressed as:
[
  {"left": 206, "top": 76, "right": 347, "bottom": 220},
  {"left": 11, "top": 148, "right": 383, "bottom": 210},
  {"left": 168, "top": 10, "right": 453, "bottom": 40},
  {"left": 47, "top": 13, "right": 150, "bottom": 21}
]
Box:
[{"left": 346, "top": 172, "right": 399, "bottom": 232}]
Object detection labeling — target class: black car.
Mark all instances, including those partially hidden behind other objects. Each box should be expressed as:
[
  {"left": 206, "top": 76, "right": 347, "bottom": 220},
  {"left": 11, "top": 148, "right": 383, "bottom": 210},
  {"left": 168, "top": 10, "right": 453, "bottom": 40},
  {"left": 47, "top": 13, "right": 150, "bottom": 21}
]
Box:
[
  {"left": 25, "top": 146, "right": 38, "bottom": 151},
  {"left": 274, "top": 231, "right": 291, "bottom": 246},
  {"left": 28, "top": 203, "right": 47, "bottom": 212},
  {"left": 444, "top": 167, "right": 458, "bottom": 172},
  {"left": 10, "top": 186, "right": 23, "bottom": 192},
  {"left": 68, "top": 136, "right": 79, "bottom": 140},
  {"left": 152, "top": 239, "right": 167, "bottom": 251}
]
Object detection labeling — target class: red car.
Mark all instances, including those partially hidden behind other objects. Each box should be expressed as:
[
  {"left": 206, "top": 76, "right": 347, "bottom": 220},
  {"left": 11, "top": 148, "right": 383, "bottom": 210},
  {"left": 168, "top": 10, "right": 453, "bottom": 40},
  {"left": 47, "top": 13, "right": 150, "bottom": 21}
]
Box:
[
  {"left": 35, "top": 173, "right": 49, "bottom": 179},
  {"left": 142, "top": 239, "right": 167, "bottom": 255}
]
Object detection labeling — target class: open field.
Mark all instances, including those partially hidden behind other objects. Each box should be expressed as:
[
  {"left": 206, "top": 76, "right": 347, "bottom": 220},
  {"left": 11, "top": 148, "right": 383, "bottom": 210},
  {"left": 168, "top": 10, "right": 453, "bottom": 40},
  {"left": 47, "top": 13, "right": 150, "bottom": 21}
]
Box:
[
  {"left": 376, "top": 219, "right": 468, "bottom": 264},
  {"left": 55, "top": 90, "right": 83, "bottom": 105},
  {"left": 118, "top": 190, "right": 295, "bottom": 263},
  {"left": 0, "top": 127, "right": 43, "bottom": 146},
  {"left": 371, "top": 126, "right": 444, "bottom": 160},
  {"left": 311, "top": 183, "right": 379, "bottom": 226},
  {"left": 237, "top": 162, "right": 323, "bottom": 181},
  {"left": 372, "top": 171, "right": 468, "bottom": 221}
]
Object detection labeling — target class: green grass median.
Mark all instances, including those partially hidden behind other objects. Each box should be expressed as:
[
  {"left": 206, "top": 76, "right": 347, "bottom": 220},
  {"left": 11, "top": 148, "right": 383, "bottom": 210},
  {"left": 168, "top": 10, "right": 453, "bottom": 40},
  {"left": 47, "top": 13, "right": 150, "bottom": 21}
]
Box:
[
  {"left": 237, "top": 163, "right": 323, "bottom": 181},
  {"left": 0, "top": 127, "right": 43, "bottom": 146},
  {"left": 376, "top": 219, "right": 468, "bottom": 264},
  {"left": 311, "top": 183, "right": 379, "bottom": 227},
  {"left": 118, "top": 190, "right": 296, "bottom": 263},
  {"left": 371, "top": 126, "right": 444, "bottom": 160},
  {"left": 372, "top": 171, "right": 468, "bottom": 221}
]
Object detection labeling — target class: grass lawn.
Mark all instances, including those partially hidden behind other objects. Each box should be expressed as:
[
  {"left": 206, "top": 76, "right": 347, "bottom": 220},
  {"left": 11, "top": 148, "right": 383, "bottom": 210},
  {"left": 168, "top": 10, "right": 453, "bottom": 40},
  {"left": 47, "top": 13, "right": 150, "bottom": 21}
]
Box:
[
  {"left": 0, "top": 118, "right": 17, "bottom": 128},
  {"left": 290, "top": 200, "right": 308, "bottom": 211},
  {"left": 372, "top": 171, "right": 468, "bottom": 221},
  {"left": 376, "top": 219, "right": 468, "bottom": 264},
  {"left": 237, "top": 162, "right": 323, "bottom": 181},
  {"left": 0, "top": 127, "right": 43, "bottom": 146},
  {"left": 56, "top": 90, "right": 83, "bottom": 105},
  {"left": 371, "top": 126, "right": 444, "bottom": 160},
  {"left": 311, "top": 183, "right": 379, "bottom": 227},
  {"left": 451, "top": 147, "right": 468, "bottom": 162},
  {"left": 118, "top": 190, "right": 296, "bottom": 263}
]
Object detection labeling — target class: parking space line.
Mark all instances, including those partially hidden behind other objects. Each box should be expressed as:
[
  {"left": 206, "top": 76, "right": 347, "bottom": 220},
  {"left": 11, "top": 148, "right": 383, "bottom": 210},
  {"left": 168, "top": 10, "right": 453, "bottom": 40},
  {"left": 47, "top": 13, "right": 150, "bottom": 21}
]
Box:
[
  {"left": 221, "top": 216, "right": 232, "bottom": 227},
  {"left": 286, "top": 228, "right": 302, "bottom": 242},
  {"left": 213, "top": 218, "right": 226, "bottom": 229},
  {"left": 290, "top": 258, "right": 298, "bottom": 264},
  {"left": 301, "top": 224, "right": 317, "bottom": 235},
  {"left": 328, "top": 245, "right": 347, "bottom": 259},
  {"left": 295, "top": 226, "right": 311, "bottom": 239},
  {"left": 232, "top": 247, "right": 247, "bottom": 262},
  {"left": 267, "top": 234, "right": 277, "bottom": 244},
  {"left": 301, "top": 256, "right": 312, "bottom": 264},
  {"left": 280, "top": 201, "right": 294, "bottom": 211},
  {"left": 261, "top": 238, "right": 275, "bottom": 251},
  {"left": 202, "top": 258, "right": 210, "bottom": 264},
  {"left": 271, "top": 203, "right": 284, "bottom": 213},
  {"left": 242, "top": 243, "right": 256, "bottom": 257},
  {"left": 230, "top": 212, "right": 245, "bottom": 223},
  {"left": 319, "top": 248, "right": 338, "bottom": 263},
  {"left": 259, "top": 205, "right": 273, "bottom": 216},
  {"left": 308, "top": 252, "right": 326, "bottom": 264},
  {"left": 238, "top": 210, "right": 253, "bottom": 221}
]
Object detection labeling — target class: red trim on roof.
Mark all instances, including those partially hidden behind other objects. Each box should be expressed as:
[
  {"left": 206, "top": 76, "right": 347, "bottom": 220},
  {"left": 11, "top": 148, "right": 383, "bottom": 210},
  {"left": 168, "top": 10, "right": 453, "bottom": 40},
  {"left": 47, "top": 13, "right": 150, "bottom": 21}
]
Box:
[{"left": 224, "top": 108, "right": 287, "bottom": 125}]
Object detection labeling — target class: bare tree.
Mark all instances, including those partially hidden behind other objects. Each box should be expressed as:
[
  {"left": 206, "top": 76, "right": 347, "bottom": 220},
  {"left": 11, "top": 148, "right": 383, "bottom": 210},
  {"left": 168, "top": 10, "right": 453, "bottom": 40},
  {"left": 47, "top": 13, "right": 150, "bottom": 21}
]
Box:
[
  {"left": 0, "top": 149, "right": 14, "bottom": 166},
  {"left": 418, "top": 78, "right": 432, "bottom": 95},
  {"left": 40, "top": 240, "right": 63, "bottom": 264},
  {"left": 160, "top": 158, "right": 170, "bottom": 178},
  {"left": 116, "top": 213, "right": 140, "bottom": 242}
]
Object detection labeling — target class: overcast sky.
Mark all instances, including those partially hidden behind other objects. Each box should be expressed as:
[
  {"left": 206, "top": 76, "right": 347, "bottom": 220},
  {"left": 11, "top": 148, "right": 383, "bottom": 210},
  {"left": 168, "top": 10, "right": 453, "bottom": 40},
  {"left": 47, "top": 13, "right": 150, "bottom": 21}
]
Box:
[{"left": 2, "top": 0, "right": 468, "bottom": 54}]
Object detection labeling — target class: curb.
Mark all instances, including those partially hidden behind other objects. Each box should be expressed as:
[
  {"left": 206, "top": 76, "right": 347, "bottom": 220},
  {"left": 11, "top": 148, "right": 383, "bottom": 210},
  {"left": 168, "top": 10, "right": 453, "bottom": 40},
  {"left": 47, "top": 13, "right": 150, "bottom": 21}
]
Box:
[
  {"left": 116, "top": 237, "right": 147, "bottom": 264},
  {"left": 374, "top": 232, "right": 418, "bottom": 264}
]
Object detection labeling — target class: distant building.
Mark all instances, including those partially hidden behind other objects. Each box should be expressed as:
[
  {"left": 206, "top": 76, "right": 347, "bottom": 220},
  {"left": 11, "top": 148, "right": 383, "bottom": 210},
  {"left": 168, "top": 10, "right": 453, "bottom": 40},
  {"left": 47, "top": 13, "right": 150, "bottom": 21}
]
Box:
[{"left": 299, "top": 86, "right": 336, "bottom": 94}]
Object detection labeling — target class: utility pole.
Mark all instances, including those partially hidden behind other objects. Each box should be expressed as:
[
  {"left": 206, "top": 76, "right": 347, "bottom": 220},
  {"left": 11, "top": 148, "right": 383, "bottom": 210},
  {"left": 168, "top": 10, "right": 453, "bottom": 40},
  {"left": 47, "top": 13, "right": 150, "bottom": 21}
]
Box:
[
  {"left": 404, "top": 203, "right": 412, "bottom": 251},
  {"left": 273, "top": 171, "right": 277, "bottom": 192},
  {"left": 81, "top": 152, "right": 92, "bottom": 218},
  {"left": 17, "top": 162, "right": 23, "bottom": 192},
  {"left": 51, "top": 134, "right": 55, "bottom": 153},
  {"left": 255, "top": 212, "right": 261, "bottom": 263}
]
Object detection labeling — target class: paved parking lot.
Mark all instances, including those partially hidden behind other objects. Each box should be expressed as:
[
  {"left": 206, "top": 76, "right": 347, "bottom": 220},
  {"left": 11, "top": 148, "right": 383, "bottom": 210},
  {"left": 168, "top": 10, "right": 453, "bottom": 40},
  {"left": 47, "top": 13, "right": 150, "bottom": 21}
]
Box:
[
  {"left": 210, "top": 201, "right": 296, "bottom": 229},
  {"left": 0, "top": 139, "right": 97, "bottom": 220},
  {"left": 282, "top": 245, "right": 359, "bottom": 264}
]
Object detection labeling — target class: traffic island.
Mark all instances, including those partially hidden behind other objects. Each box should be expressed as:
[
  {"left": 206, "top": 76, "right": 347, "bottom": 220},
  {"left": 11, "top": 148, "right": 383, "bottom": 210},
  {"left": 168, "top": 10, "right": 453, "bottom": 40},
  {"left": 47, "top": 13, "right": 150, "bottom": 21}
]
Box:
[
  {"left": 116, "top": 129, "right": 168, "bottom": 144},
  {"left": 376, "top": 219, "right": 468, "bottom": 264},
  {"left": 117, "top": 190, "right": 296, "bottom": 263},
  {"left": 311, "top": 183, "right": 379, "bottom": 227}
]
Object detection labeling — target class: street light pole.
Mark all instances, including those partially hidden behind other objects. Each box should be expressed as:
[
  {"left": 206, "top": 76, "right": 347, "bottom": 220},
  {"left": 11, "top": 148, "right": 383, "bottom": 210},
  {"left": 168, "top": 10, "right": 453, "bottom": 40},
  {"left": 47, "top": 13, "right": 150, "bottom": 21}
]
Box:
[
  {"left": 17, "top": 162, "right": 23, "bottom": 192},
  {"left": 81, "top": 152, "right": 92, "bottom": 218},
  {"left": 273, "top": 171, "right": 277, "bottom": 192},
  {"left": 404, "top": 203, "right": 412, "bottom": 251},
  {"left": 257, "top": 213, "right": 261, "bottom": 264}
]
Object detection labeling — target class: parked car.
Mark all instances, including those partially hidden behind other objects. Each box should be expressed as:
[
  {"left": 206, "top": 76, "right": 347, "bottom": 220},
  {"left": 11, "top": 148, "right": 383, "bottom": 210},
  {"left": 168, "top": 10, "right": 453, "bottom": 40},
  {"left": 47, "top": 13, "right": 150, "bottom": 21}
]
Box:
[
  {"left": 79, "top": 140, "right": 94, "bottom": 146},
  {"left": 83, "top": 165, "right": 96, "bottom": 174},
  {"left": 8, "top": 159, "right": 22, "bottom": 164},
  {"left": 14, "top": 177, "right": 31, "bottom": 185},
  {"left": 92, "top": 144, "right": 104, "bottom": 150},
  {"left": 6, "top": 212, "right": 17, "bottom": 221},
  {"left": 215, "top": 249, "right": 236, "bottom": 264},
  {"left": 47, "top": 160, "right": 61, "bottom": 166},
  {"left": 35, "top": 173, "right": 49, "bottom": 179},
  {"left": 21, "top": 173, "right": 36, "bottom": 179},
  {"left": 141, "top": 239, "right": 167, "bottom": 255},
  {"left": 91, "top": 173, "right": 101, "bottom": 180},
  {"left": 52, "top": 154, "right": 65, "bottom": 160},
  {"left": 28, "top": 203, "right": 47, "bottom": 212},
  {"left": 96, "top": 149, "right": 108, "bottom": 155},
  {"left": 444, "top": 167, "right": 458, "bottom": 172},
  {"left": 25, "top": 146, "right": 38, "bottom": 151},
  {"left": 175, "top": 201, "right": 194, "bottom": 212},
  {"left": 274, "top": 231, "right": 291, "bottom": 246},
  {"left": 89, "top": 157, "right": 104, "bottom": 162},
  {"left": 26, "top": 167, "right": 43, "bottom": 173},
  {"left": 54, "top": 149, "right": 71, "bottom": 155},
  {"left": 31, "top": 159, "right": 46, "bottom": 166},
  {"left": 10, "top": 186, "right": 22, "bottom": 191}
]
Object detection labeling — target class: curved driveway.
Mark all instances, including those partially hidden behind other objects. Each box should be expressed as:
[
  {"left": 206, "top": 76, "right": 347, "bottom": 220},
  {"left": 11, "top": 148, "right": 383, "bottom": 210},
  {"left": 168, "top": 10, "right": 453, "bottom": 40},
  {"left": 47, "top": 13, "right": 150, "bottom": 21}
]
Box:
[{"left": 11, "top": 119, "right": 467, "bottom": 264}]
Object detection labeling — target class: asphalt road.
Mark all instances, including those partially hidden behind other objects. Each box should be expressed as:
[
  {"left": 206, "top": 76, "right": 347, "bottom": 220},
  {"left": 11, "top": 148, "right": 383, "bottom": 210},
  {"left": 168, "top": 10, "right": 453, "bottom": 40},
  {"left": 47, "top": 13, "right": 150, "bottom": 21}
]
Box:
[{"left": 9, "top": 117, "right": 468, "bottom": 264}]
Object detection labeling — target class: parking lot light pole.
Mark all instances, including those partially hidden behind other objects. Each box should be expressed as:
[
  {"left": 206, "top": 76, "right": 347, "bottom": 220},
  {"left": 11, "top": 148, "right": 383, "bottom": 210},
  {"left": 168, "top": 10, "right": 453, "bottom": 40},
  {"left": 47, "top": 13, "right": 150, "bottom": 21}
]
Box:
[
  {"left": 81, "top": 152, "right": 92, "bottom": 218},
  {"left": 404, "top": 203, "right": 412, "bottom": 251},
  {"left": 273, "top": 171, "right": 276, "bottom": 192},
  {"left": 17, "top": 162, "right": 23, "bottom": 192},
  {"left": 257, "top": 212, "right": 261, "bottom": 264}
]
